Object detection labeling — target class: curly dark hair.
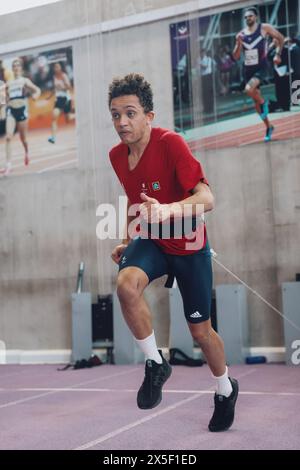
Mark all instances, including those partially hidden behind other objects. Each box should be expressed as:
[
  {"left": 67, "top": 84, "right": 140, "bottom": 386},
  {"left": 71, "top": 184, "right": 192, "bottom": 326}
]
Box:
[{"left": 108, "top": 73, "right": 153, "bottom": 113}]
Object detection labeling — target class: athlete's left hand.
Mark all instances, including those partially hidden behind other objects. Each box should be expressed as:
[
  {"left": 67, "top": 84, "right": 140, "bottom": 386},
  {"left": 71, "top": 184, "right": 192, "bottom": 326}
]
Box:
[
  {"left": 139, "top": 193, "right": 171, "bottom": 223},
  {"left": 273, "top": 54, "right": 282, "bottom": 66}
]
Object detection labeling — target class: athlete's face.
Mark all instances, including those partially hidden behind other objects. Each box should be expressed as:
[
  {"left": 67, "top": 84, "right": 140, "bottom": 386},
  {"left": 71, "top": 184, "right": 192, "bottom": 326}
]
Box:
[
  {"left": 110, "top": 95, "right": 154, "bottom": 145},
  {"left": 244, "top": 11, "right": 257, "bottom": 27},
  {"left": 12, "top": 61, "right": 22, "bottom": 76},
  {"left": 54, "top": 63, "right": 62, "bottom": 74}
]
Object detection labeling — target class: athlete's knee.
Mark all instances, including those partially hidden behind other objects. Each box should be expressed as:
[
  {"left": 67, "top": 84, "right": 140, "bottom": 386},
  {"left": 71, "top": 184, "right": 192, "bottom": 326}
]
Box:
[
  {"left": 190, "top": 322, "right": 214, "bottom": 345},
  {"left": 117, "top": 273, "right": 143, "bottom": 304},
  {"left": 245, "top": 84, "right": 254, "bottom": 95}
]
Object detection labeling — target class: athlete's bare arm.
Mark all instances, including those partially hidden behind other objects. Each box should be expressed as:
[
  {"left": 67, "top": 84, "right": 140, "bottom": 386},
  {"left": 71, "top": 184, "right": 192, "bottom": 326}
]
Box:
[
  {"left": 123, "top": 197, "right": 137, "bottom": 244},
  {"left": 262, "top": 24, "right": 284, "bottom": 64},
  {"left": 170, "top": 181, "right": 215, "bottom": 218},
  {"left": 5, "top": 82, "right": 9, "bottom": 103},
  {"left": 111, "top": 198, "right": 136, "bottom": 264},
  {"left": 0, "top": 81, "right": 7, "bottom": 106},
  {"left": 232, "top": 32, "right": 243, "bottom": 61},
  {"left": 25, "top": 78, "right": 41, "bottom": 100},
  {"left": 62, "top": 73, "right": 72, "bottom": 91}
]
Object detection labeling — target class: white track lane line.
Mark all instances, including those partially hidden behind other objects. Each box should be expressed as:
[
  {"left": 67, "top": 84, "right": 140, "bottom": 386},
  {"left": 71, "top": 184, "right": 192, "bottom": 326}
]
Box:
[
  {"left": 0, "top": 368, "right": 139, "bottom": 410},
  {"left": 1, "top": 388, "right": 299, "bottom": 397},
  {"left": 74, "top": 368, "right": 257, "bottom": 450},
  {"left": 75, "top": 393, "right": 202, "bottom": 450}
]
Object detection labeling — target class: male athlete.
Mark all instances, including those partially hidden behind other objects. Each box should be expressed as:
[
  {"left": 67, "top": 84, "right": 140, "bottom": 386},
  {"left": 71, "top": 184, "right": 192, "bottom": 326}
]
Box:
[
  {"left": 233, "top": 6, "right": 284, "bottom": 142},
  {"left": 109, "top": 73, "right": 238, "bottom": 432}
]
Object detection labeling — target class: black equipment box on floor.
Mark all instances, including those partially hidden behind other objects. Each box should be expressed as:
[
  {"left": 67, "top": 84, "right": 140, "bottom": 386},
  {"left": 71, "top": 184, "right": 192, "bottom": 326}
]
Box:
[{"left": 92, "top": 295, "right": 113, "bottom": 342}]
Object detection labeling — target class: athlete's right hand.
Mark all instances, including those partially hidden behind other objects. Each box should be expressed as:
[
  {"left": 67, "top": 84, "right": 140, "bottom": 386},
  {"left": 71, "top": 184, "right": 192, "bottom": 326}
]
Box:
[
  {"left": 236, "top": 33, "right": 243, "bottom": 45},
  {"left": 111, "top": 244, "right": 128, "bottom": 265}
]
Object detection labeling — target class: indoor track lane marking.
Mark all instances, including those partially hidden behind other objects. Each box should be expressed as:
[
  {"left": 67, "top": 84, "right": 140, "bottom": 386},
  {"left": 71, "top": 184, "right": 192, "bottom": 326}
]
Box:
[
  {"left": 74, "top": 368, "right": 257, "bottom": 450},
  {"left": 74, "top": 393, "right": 202, "bottom": 450},
  {"left": 0, "top": 368, "right": 139, "bottom": 409},
  {"left": 1, "top": 387, "right": 299, "bottom": 397}
]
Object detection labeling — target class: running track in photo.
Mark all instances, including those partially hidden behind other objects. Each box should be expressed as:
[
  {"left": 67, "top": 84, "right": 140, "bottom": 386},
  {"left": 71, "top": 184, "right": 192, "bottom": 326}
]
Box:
[
  {"left": 187, "top": 111, "right": 300, "bottom": 151},
  {"left": 0, "top": 125, "right": 77, "bottom": 176}
]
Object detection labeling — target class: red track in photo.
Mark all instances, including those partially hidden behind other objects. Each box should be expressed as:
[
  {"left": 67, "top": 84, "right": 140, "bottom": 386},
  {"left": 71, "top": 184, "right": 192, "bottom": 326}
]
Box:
[{"left": 188, "top": 113, "right": 300, "bottom": 151}]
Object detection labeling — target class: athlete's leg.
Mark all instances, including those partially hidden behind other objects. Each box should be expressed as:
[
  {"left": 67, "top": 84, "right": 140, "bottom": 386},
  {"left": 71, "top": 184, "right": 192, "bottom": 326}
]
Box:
[
  {"left": 65, "top": 111, "right": 75, "bottom": 123},
  {"left": 117, "top": 266, "right": 152, "bottom": 339},
  {"left": 190, "top": 321, "right": 239, "bottom": 427},
  {"left": 245, "top": 77, "right": 272, "bottom": 130},
  {"left": 116, "top": 238, "right": 171, "bottom": 410},
  {"left": 173, "top": 248, "right": 227, "bottom": 377},
  {"left": 188, "top": 319, "right": 227, "bottom": 377},
  {"left": 245, "top": 77, "right": 263, "bottom": 101},
  {"left": 173, "top": 247, "right": 238, "bottom": 431},
  {"left": 17, "top": 120, "right": 29, "bottom": 165},
  {"left": 49, "top": 108, "right": 61, "bottom": 143},
  {"left": 2, "top": 113, "right": 16, "bottom": 174}
]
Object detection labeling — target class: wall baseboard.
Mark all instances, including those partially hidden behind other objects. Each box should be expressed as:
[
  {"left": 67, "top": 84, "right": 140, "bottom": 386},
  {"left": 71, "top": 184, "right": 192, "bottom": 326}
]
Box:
[
  {"left": 2, "top": 350, "right": 72, "bottom": 365},
  {"left": 193, "top": 346, "right": 286, "bottom": 364},
  {"left": 0, "top": 346, "right": 286, "bottom": 365},
  {"left": 243, "top": 347, "right": 286, "bottom": 363}
]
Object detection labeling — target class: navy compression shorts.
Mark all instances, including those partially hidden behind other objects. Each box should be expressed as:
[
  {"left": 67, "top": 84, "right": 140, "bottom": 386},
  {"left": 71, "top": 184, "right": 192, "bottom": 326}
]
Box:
[{"left": 118, "top": 237, "right": 213, "bottom": 324}]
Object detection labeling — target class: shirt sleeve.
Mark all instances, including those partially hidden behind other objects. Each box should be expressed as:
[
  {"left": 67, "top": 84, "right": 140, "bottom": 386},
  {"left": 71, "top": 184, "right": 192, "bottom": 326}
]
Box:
[{"left": 164, "top": 132, "right": 209, "bottom": 192}]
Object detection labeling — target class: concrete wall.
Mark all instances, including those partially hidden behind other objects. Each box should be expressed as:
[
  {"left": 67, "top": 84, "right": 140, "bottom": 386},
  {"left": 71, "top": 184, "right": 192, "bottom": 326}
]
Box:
[
  {"left": 0, "top": 0, "right": 240, "bottom": 43},
  {"left": 204, "top": 137, "right": 300, "bottom": 346},
  {"left": 0, "top": 0, "right": 299, "bottom": 358}
]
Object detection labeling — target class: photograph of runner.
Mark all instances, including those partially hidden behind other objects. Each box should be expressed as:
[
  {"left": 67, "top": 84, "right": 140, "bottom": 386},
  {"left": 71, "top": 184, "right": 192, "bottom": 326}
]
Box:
[
  {"left": 170, "top": 0, "right": 300, "bottom": 150},
  {"left": 0, "top": 46, "right": 77, "bottom": 177}
]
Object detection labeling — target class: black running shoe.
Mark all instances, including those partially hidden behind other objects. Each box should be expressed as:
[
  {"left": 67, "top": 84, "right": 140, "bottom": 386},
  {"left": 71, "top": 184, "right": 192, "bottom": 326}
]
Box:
[
  {"left": 137, "top": 350, "right": 172, "bottom": 410},
  {"left": 208, "top": 377, "right": 239, "bottom": 432}
]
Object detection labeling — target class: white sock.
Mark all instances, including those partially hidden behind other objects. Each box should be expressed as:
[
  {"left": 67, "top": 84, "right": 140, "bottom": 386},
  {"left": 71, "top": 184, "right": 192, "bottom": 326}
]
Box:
[
  {"left": 213, "top": 366, "right": 233, "bottom": 397},
  {"left": 134, "top": 331, "right": 163, "bottom": 364}
]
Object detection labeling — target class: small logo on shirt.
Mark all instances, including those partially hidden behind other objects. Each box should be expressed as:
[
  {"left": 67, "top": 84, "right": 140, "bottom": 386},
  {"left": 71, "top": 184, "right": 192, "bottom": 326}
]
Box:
[
  {"left": 152, "top": 181, "right": 161, "bottom": 191},
  {"left": 121, "top": 256, "right": 127, "bottom": 265},
  {"left": 190, "top": 311, "right": 203, "bottom": 319}
]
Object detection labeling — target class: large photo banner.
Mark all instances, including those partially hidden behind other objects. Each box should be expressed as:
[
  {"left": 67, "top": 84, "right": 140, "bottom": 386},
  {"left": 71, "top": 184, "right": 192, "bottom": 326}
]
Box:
[
  {"left": 0, "top": 46, "right": 77, "bottom": 177},
  {"left": 170, "top": 0, "right": 300, "bottom": 150}
]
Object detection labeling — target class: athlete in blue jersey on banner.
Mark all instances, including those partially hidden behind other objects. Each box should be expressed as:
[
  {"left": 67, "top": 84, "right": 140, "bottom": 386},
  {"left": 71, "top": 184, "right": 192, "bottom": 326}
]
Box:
[{"left": 233, "top": 6, "right": 284, "bottom": 142}]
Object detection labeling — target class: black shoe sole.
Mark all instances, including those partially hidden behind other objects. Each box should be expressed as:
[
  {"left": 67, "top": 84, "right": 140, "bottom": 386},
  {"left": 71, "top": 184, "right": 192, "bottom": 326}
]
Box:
[
  {"left": 137, "top": 365, "right": 172, "bottom": 410},
  {"left": 208, "top": 379, "right": 239, "bottom": 432}
]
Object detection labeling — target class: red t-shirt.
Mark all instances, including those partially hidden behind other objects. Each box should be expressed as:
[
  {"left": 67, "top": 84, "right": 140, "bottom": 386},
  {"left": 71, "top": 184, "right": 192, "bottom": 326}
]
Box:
[{"left": 109, "top": 127, "right": 209, "bottom": 255}]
